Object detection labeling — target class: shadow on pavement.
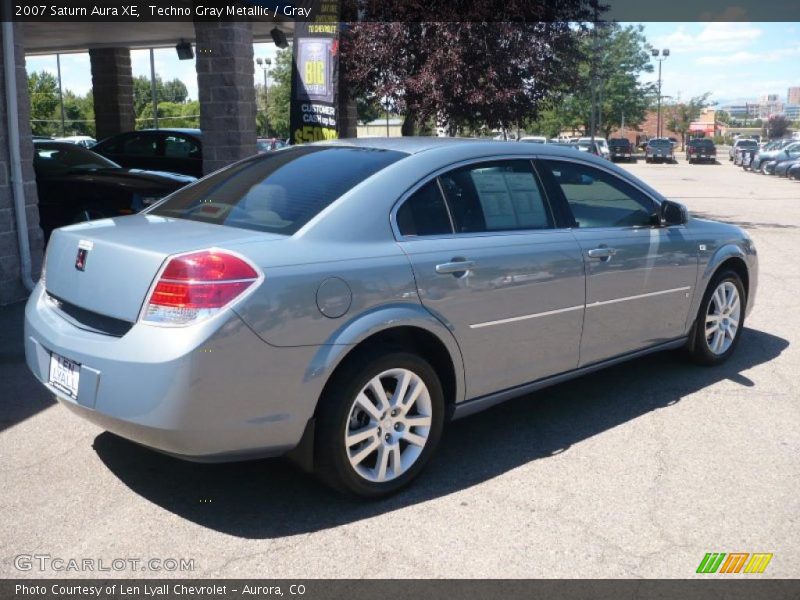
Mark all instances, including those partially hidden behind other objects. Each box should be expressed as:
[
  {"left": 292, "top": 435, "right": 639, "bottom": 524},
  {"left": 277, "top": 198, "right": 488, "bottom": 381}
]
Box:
[
  {"left": 0, "top": 300, "right": 56, "bottom": 433},
  {"left": 94, "top": 327, "right": 788, "bottom": 539},
  {"left": 691, "top": 211, "right": 800, "bottom": 230}
]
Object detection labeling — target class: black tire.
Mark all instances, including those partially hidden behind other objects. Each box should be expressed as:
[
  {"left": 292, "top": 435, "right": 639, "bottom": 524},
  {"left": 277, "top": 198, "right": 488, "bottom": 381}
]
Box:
[
  {"left": 686, "top": 270, "right": 746, "bottom": 366},
  {"left": 314, "top": 349, "right": 445, "bottom": 498}
]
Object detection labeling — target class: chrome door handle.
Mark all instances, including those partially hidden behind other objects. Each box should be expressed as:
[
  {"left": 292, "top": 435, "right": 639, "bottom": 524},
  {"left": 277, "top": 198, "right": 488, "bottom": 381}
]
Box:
[
  {"left": 435, "top": 260, "right": 475, "bottom": 274},
  {"left": 587, "top": 247, "right": 617, "bottom": 259}
]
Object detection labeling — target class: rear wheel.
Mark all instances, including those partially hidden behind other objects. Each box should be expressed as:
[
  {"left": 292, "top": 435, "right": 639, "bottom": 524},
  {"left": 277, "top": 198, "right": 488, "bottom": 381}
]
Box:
[
  {"left": 314, "top": 350, "right": 445, "bottom": 497},
  {"left": 687, "top": 270, "right": 746, "bottom": 365}
]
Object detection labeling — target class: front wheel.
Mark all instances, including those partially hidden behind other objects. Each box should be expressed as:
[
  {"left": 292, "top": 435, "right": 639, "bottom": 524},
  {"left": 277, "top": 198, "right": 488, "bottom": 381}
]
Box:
[
  {"left": 687, "top": 271, "right": 746, "bottom": 365},
  {"left": 314, "top": 351, "right": 445, "bottom": 497}
]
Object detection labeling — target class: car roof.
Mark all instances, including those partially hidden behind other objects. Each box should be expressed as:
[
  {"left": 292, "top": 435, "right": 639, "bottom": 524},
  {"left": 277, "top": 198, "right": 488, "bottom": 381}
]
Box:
[
  {"left": 316, "top": 136, "right": 602, "bottom": 157},
  {"left": 140, "top": 128, "right": 202, "bottom": 136}
]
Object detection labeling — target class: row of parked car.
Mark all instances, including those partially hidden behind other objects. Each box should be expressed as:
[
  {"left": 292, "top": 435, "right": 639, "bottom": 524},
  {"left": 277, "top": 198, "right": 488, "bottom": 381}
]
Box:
[
  {"left": 518, "top": 134, "right": 720, "bottom": 166},
  {"left": 732, "top": 137, "right": 800, "bottom": 180},
  {"left": 32, "top": 128, "right": 288, "bottom": 239}
]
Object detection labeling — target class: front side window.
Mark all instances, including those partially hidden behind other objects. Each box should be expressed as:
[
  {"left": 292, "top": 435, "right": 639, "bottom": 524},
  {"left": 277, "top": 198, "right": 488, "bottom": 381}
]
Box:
[
  {"left": 541, "top": 160, "right": 656, "bottom": 228},
  {"left": 150, "top": 146, "right": 407, "bottom": 235},
  {"left": 438, "top": 160, "right": 552, "bottom": 233}
]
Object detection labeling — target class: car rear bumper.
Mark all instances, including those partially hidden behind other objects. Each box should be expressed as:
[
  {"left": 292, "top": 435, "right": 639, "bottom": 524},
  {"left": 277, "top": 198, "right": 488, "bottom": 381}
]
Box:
[{"left": 24, "top": 282, "right": 321, "bottom": 461}]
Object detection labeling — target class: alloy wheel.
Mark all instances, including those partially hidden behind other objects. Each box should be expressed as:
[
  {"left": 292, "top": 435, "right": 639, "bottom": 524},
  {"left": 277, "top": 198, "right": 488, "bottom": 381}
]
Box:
[
  {"left": 705, "top": 281, "right": 741, "bottom": 355},
  {"left": 344, "top": 368, "right": 432, "bottom": 483}
]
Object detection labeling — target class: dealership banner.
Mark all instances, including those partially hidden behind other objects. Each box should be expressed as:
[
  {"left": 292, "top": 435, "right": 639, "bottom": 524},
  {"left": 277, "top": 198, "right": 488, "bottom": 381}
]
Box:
[{"left": 289, "top": 0, "right": 341, "bottom": 144}]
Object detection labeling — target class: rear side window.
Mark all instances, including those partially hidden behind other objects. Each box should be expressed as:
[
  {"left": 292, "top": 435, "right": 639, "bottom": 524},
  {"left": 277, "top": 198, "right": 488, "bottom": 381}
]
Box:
[
  {"left": 113, "top": 134, "right": 159, "bottom": 156},
  {"left": 438, "top": 160, "right": 552, "bottom": 232},
  {"left": 164, "top": 135, "right": 201, "bottom": 158},
  {"left": 150, "top": 146, "right": 406, "bottom": 235},
  {"left": 396, "top": 181, "right": 453, "bottom": 236}
]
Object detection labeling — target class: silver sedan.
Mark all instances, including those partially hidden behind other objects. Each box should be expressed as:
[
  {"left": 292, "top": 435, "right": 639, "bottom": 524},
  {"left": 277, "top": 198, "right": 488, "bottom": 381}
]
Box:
[{"left": 25, "top": 138, "right": 757, "bottom": 497}]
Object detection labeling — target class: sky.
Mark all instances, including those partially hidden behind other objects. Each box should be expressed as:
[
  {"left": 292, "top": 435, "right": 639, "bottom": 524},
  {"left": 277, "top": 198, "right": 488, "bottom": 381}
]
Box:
[{"left": 25, "top": 22, "right": 800, "bottom": 107}]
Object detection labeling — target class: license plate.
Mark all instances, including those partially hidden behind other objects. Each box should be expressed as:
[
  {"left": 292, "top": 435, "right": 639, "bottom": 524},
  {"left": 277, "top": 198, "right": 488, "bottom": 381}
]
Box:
[{"left": 49, "top": 353, "right": 80, "bottom": 398}]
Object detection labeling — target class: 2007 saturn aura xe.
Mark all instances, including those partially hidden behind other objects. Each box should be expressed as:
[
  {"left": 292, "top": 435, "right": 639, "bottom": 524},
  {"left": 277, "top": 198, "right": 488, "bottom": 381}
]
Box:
[{"left": 25, "top": 138, "right": 757, "bottom": 497}]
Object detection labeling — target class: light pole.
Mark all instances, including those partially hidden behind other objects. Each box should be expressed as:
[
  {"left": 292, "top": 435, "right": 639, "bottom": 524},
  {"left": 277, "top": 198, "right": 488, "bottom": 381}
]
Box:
[
  {"left": 651, "top": 48, "right": 669, "bottom": 138},
  {"left": 255, "top": 57, "right": 272, "bottom": 135}
]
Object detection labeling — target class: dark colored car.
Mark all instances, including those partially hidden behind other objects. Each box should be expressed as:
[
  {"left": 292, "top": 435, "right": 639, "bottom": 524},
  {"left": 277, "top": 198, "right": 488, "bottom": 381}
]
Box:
[
  {"left": 608, "top": 138, "right": 634, "bottom": 162},
  {"left": 751, "top": 140, "right": 800, "bottom": 173},
  {"left": 761, "top": 145, "right": 800, "bottom": 176},
  {"left": 789, "top": 162, "right": 800, "bottom": 180},
  {"left": 33, "top": 141, "right": 196, "bottom": 239},
  {"left": 645, "top": 138, "right": 674, "bottom": 163},
  {"left": 686, "top": 138, "right": 717, "bottom": 164},
  {"left": 92, "top": 128, "right": 203, "bottom": 178}
]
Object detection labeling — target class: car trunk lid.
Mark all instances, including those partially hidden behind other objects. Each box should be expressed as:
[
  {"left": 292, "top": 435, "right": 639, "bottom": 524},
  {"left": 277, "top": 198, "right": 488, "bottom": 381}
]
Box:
[{"left": 44, "top": 215, "right": 283, "bottom": 322}]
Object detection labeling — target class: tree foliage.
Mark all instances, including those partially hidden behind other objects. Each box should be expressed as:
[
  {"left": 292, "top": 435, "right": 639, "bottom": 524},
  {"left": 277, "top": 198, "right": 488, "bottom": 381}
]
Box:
[
  {"left": 133, "top": 75, "right": 189, "bottom": 117},
  {"left": 256, "top": 48, "right": 292, "bottom": 139},
  {"left": 340, "top": 16, "right": 592, "bottom": 134},
  {"left": 527, "top": 23, "right": 655, "bottom": 138},
  {"left": 764, "top": 114, "right": 791, "bottom": 139},
  {"left": 28, "top": 71, "right": 60, "bottom": 136},
  {"left": 664, "top": 93, "right": 712, "bottom": 148}
]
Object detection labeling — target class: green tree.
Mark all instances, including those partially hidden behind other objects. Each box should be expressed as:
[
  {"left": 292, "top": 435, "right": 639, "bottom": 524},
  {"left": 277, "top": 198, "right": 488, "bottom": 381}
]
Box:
[
  {"left": 664, "top": 93, "right": 711, "bottom": 149},
  {"left": 136, "top": 100, "right": 200, "bottom": 129},
  {"left": 28, "top": 71, "right": 60, "bottom": 136},
  {"left": 62, "top": 90, "right": 95, "bottom": 137},
  {"left": 133, "top": 75, "right": 191, "bottom": 122},
  {"left": 548, "top": 23, "right": 656, "bottom": 138},
  {"left": 262, "top": 48, "right": 292, "bottom": 139}
]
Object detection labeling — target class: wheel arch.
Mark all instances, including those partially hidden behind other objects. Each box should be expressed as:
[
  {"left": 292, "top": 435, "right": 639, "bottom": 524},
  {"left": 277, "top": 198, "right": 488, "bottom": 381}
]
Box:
[{"left": 288, "top": 308, "right": 465, "bottom": 472}]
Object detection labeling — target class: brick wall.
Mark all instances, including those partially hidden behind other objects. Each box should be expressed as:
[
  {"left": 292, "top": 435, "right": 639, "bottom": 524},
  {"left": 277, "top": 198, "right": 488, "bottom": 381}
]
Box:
[
  {"left": 89, "top": 48, "right": 135, "bottom": 141},
  {"left": 0, "top": 22, "right": 44, "bottom": 305},
  {"left": 194, "top": 21, "right": 257, "bottom": 174}
]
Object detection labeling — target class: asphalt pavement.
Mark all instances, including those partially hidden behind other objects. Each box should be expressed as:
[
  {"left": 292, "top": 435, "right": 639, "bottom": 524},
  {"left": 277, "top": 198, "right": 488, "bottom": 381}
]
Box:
[{"left": 1, "top": 157, "right": 798, "bottom": 578}]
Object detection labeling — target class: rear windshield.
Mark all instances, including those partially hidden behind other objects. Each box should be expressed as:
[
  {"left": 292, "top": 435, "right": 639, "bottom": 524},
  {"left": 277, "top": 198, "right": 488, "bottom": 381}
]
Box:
[
  {"left": 649, "top": 139, "right": 672, "bottom": 146},
  {"left": 608, "top": 139, "right": 630, "bottom": 147},
  {"left": 689, "top": 139, "right": 714, "bottom": 147},
  {"left": 737, "top": 140, "right": 758, "bottom": 147},
  {"left": 149, "top": 146, "right": 406, "bottom": 234}
]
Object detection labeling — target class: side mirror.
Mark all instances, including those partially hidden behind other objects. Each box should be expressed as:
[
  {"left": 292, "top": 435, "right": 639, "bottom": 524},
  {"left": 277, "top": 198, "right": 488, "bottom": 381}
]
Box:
[{"left": 659, "top": 199, "right": 688, "bottom": 226}]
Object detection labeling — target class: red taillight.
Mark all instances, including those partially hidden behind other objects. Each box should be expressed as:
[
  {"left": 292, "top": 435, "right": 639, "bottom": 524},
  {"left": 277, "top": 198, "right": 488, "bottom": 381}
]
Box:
[{"left": 142, "top": 250, "right": 260, "bottom": 325}]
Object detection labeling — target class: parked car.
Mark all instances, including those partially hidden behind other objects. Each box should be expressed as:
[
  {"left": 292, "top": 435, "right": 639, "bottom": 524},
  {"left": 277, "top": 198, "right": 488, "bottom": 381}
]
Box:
[
  {"left": 645, "top": 138, "right": 674, "bottom": 163},
  {"left": 257, "top": 138, "right": 287, "bottom": 153},
  {"left": 25, "top": 139, "right": 757, "bottom": 497},
  {"left": 518, "top": 136, "right": 548, "bottom": 144},
  {"left": 729, "top": 138, "right": 758, "bottom": 161},
  {"left": 570, "top": 140, "right": 603, "bottom": 156},
  {"left": 92, "top": 128, "right": 203, "bottom": 177},
  {"left": 751, "top": 141, "right": 800, "bottom": 174},
  {"left": 578, "top": 137, "right": 610, "bottom": 159},
  {"left": 773, "top": 153, "right": 800, "bottom": 177},
  {"left": 54, "top": 135, "right": 97, "bottom": 148},
  {"left": 758, "top": 144, "right": 800, "bottom": 175},
  {"left": 608, "top": 138, "right": 634, "bottom": 162},
  {"left": 33, "top": 141, "right": 195, "bottom": 239},
  {"left": 686, "top": 138, "right": 717, "bottom": 164},
  {"left": 789, "top": 162, "right": 800, "bottom": 180}
]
